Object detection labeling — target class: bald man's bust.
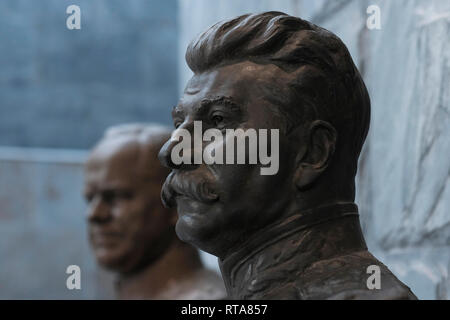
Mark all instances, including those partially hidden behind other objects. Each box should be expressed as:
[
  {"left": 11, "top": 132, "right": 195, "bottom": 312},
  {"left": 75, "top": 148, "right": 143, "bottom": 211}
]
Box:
[{"left": 84, "top": 124, "right": 226, "bottom": 299}]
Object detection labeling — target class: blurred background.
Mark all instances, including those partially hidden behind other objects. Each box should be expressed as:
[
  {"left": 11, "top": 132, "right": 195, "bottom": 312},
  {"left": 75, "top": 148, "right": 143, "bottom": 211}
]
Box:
[{"left": 0, "top": 0, "right": 449, "bottom": 299}]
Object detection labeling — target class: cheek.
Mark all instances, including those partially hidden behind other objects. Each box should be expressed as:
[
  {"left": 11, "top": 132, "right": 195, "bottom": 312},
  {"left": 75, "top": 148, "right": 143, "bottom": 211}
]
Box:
[
  {"left": 112, "top": 203, "right": 149, "bottom": 234},
  {"left": 128, "top": 200, "right": 169, "bottom": 236},
  {"left": 217, "top": 161, "right": 290, "bottom": 200},
  {"left": 215, "top": 164, "right": 254, "bottom": 198}
]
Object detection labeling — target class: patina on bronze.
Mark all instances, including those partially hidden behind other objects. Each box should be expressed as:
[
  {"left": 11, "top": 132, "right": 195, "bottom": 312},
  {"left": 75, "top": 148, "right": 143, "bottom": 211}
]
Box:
[
  {"left": 159, "top": 12, "right": 417, "bottom": 300},
  {"left": 84, "top": 124, "right": 226, "bottom": 299}
]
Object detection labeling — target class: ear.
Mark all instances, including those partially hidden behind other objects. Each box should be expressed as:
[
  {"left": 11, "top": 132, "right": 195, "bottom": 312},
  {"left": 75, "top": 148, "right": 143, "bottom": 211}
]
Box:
[{"left": 293, "top": 120, "right": 337, "bottom": 189}]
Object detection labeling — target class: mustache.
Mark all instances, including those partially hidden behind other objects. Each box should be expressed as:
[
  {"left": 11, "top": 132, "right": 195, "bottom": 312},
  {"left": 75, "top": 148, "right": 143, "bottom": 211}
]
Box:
[{"left": 161, "top": 170, "right": 219, "bottom": 208}]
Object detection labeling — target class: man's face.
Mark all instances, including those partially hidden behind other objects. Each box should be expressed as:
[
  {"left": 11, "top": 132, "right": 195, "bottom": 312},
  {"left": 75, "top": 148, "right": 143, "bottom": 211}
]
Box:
[
  {"left": 84, "top": 139, "right": 173, "bottom": 273},
  {"left": 159, "top": 60, "right": 300, "bottom": 257}
]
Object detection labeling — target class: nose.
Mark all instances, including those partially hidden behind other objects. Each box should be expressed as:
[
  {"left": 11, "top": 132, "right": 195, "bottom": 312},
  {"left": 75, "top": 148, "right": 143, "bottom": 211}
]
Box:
[
  {"left": 158, "top": 138, "right": 181, "bottom": 169},
  {"left": 87, "top": 197, "right": 111, "bottom": 223},
  {"left": 158, "top": 127, "right": 199, "bottom": 170}
]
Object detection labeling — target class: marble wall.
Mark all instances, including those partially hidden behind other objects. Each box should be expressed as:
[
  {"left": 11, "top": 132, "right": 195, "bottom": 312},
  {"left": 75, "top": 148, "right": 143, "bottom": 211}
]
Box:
[{"left": 356, "top": 0, "right": 450, "bottom": 300}]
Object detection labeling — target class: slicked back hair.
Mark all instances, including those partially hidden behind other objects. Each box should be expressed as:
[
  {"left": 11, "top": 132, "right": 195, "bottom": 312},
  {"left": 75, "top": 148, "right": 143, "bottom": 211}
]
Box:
[{"left": 186, "top": 11, "right": 370, "bottom": 181}]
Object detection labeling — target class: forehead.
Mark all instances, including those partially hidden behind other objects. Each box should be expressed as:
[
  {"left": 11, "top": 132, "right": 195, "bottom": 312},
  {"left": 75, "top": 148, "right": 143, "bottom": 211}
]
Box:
[
  {"left": 179, "top": 60, "right": 292, "bottom": 111},
  {"left": 85, "top": 138, "right": 142, "bottom": 186}
]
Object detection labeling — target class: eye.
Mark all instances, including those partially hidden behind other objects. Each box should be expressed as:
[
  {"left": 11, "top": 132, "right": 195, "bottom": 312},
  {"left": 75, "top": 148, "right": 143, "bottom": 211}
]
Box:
[
  {"left": 102, "top": 190, "right": 116, "bottom": 204},
  {"left": 174, "top": 119, "right": 183, "bottom": 129},
  {"left": 116, "top": 190, "right": 134, "bottom": 201},
  {"left": 84, "top": 192, "right": 94, "bottom": 203},
  {"left": 211, "top": 114, "right": 224, "bottom": 127}
]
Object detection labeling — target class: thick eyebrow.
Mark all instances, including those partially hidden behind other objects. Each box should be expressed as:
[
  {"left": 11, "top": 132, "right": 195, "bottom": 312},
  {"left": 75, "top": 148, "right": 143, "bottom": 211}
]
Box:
[
  {"left": 195, "top": 96, "right": 242, "bottom": 115},
  {"left": 86, "top": 184, "right": 134, "bottom": 194},
  {"left": 171, "top": 105, "right": 184, "bottom": 118}
]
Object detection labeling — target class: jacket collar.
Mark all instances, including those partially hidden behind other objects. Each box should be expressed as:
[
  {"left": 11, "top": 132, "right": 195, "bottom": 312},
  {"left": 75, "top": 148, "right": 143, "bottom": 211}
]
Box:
[{"left": 219, "top": 202, "right": 366, "bottom": 298}]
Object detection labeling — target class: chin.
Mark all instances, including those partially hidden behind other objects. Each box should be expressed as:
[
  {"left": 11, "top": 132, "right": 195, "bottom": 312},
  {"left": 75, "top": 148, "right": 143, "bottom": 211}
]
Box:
[
  {"left": 175, "top": 215, "right": 202, "bottom": 242},
  {"left": 175, "top": 216, "right": 220, "bottom": 256},
  {"left": 94, "top": 248, "right": 130, "bottom": 272}
]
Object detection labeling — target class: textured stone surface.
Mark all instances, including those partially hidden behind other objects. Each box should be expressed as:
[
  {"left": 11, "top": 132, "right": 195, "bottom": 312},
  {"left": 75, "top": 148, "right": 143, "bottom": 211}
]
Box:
[
  {"left": 356, "top": 0, "right": 450, "bottom": 300},
  {"left": 0, "top": 0, "right": 178, "bottom": 149},
  {"left": 358, "top": 0, "right": 450, "bottom": 249},
  {"left": 178, "top": 0, "right": 450, "bottom": 299}
]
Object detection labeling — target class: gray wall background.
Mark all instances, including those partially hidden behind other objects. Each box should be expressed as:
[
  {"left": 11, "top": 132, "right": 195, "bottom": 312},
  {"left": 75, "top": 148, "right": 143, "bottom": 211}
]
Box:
[
  {"left": 0, "top": 0, "right": 177, "bottom": 149},
  {"left": 0, "top": 0, "right": 449, "bottom": 299}
]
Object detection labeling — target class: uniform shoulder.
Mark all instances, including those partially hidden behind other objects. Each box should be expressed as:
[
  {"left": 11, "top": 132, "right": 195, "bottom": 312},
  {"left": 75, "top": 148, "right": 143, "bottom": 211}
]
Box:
[{"left": 294, "top": 250, "right": 417, "bottom": 300}]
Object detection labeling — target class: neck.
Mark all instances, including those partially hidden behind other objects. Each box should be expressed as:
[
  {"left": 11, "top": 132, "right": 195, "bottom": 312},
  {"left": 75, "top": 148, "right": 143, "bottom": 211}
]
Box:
[
  {"left": 219, "top": 202, "right": 367, "bottom": 299},
  {"left": 116, "top": 239, "right": 202, "bottom": 299}
]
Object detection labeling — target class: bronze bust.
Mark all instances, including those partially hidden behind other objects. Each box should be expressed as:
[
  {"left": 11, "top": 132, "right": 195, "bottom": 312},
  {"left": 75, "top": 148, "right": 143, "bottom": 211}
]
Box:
[
  {"left": 84, "top": 124, "right": 226, "bottom": 299},
  {"left": 159, "top": 11, "right": 417, "bottom": 299}
]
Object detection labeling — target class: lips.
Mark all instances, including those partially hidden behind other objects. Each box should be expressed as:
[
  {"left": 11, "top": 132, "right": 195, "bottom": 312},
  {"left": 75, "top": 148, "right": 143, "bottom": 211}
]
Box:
[
  {"left": 89, "top": 229, "right": 121, "bottom": 246},
  {"left": 161, "top": 171, "right": 219, "bottom": 208}
]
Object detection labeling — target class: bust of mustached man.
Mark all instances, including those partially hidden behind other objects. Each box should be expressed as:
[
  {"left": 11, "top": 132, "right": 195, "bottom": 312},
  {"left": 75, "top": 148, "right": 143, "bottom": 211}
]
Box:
[
  {"left": 158, "top": 12, "right": 417, "bottom": 300},
  {"left": 84, "top": 124, "right": 226, "bottom": 300}
]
